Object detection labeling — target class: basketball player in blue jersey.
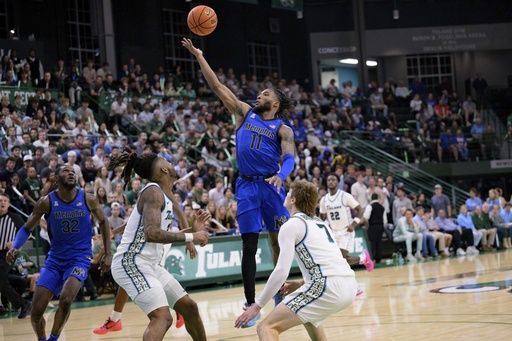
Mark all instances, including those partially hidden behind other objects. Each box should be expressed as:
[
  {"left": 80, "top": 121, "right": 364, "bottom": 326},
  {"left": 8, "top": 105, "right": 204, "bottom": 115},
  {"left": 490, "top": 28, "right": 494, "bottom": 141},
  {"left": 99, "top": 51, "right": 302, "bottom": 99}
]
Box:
[
  {"left": 183, "top": 38, "right": 296, "bottom": 327},
  {"left": 7, "top": 165, "right": 112, "bottom": 341}
]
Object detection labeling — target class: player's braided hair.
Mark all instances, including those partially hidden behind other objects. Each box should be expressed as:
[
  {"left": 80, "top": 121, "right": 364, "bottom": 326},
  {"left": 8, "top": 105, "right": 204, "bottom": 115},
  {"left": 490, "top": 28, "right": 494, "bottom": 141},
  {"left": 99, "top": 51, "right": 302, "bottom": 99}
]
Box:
[
  {"left": 109, "top": 147, "right": 158, "bottom": 190},
  {"left": 272, "top": 88, "right": 293, "bottom": 120}
]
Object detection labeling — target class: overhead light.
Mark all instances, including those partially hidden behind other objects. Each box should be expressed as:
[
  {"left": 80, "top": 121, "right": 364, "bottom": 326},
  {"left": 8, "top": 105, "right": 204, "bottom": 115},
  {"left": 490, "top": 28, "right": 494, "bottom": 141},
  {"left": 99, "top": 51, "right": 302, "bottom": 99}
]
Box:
[
  {"left": 339, "top": 58, "right": 359, "bottom": 65},
  {"left": 10, "top": 29, "right": 15, "bottom": 34},
  {"left": 297, "top": 11, "right": 303, "bottom": 19},
  {"left": 366, "top": 60, "right": 378, "bottom": 67},
  {"left": 393, "top": 9, "right": 399, "bottom": 20}
]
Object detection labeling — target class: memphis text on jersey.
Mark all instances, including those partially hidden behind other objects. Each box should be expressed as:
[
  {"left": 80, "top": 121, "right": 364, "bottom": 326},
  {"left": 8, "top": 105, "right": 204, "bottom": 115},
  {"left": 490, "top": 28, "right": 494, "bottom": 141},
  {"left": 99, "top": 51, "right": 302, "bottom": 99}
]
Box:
[
  {"left": 244, "top": 122, "right": 275, "bottom": 139},
  {"left": 54, "top": 210, "right": 86, "bottom": 219}
]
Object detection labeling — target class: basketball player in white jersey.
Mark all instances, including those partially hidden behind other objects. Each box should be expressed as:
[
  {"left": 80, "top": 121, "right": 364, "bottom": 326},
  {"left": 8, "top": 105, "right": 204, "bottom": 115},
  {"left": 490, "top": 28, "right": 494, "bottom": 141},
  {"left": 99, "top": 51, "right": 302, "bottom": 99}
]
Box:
[
  {"left": 110, "top": 148, "right": 210, "bottom": 341},
  {"left": 319, "top": 173, "right": 374, "bottom": 272},
  {"left": 235, "top": 180, "right": 357, "bottom": 340}
]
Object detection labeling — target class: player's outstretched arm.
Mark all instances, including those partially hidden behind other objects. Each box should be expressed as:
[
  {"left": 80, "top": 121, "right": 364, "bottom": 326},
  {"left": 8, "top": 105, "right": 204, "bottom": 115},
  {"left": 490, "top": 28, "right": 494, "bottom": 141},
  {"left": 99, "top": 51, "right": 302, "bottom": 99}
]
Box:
[
  {"left": 265, "top": 125, "right": 296, "bottom": 194},
  {"left": 142, "top": 186, "right": 208, "bottom": 246},
  {"left": 6, "top": 196, "right": 50, "bottom": 265},
  {"left": 87, "top": 193, "right": 112, "bottom": 273},
  {"left": 181, "top": 38, "right": 251, "bottom": 118}
]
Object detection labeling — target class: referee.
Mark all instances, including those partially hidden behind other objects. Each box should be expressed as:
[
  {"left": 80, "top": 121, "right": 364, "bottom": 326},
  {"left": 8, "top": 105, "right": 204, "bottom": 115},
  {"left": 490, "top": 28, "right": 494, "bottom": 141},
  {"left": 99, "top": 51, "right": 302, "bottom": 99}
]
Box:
[{"left": 0, "top": 193, "right": 31, "bottom": 318}]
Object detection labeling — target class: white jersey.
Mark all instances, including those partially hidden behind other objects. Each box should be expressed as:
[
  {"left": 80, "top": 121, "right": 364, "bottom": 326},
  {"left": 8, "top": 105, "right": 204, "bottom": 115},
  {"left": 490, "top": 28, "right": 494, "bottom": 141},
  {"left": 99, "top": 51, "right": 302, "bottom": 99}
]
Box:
[
  {"left": 293, "top": 213, "right": 354, "bottom": 283},
  {"left": 114, "top": 183, "right": 174, "bottom": 264},
  {"left": 255, "top": 212, "right": 354, "bottom": 309},
  {"left": 319, "top": 189, "right": 359, "bottom": 232}
]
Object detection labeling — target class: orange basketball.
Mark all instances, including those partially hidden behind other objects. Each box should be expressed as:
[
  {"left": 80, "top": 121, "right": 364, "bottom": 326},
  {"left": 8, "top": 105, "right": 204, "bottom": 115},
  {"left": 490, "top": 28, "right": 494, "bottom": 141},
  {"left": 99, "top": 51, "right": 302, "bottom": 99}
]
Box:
[{"left": 187, "top": 5, "right": 217, "bottom": 36}]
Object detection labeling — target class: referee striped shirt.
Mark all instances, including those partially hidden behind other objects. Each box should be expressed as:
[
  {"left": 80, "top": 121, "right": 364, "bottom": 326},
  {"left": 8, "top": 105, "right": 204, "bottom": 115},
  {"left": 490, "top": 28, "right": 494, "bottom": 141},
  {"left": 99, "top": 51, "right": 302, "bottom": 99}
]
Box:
[{"left": 0, "top": 211, "right": 25, "bottom": 251}]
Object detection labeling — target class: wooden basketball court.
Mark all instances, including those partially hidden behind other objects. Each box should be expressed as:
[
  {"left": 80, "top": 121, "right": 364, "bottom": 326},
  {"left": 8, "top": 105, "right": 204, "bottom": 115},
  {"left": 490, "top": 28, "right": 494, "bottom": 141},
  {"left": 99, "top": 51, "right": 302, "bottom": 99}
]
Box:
[{"left": 2, "top": 251, "right": 511, "bottom": 340}]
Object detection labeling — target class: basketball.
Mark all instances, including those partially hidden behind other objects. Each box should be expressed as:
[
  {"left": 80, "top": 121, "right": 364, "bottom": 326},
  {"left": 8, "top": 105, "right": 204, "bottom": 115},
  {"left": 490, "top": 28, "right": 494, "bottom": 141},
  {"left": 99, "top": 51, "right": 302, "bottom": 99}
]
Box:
[{"left": 187, "top": 5, "right": 217, "bottom": 36}]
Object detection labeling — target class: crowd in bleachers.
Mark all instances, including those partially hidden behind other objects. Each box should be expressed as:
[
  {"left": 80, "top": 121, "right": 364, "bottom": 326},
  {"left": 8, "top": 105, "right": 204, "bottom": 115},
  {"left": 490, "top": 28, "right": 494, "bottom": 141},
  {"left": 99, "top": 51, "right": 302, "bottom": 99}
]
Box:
[{"left": 1, "top": 49, "right": 510, "bottom": 303}]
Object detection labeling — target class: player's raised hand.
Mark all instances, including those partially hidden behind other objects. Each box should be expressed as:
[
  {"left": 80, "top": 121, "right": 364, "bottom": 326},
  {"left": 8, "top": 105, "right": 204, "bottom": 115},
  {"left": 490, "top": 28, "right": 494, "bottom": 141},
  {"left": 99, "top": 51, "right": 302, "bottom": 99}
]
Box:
[
  {"left": 6, "top": 248, "right": 19, "bottom": 266},
  {"left": 182, "top": 38, "right": 203, "bottom": 57},
  {"left": 194, "top": 209, "right": 211, "bottom": 225},
  {"left": 265, "top": 175, "right": 283, "bottom": 194},
  {"left": 193, "top": 231, "right": 209, "bottom": 247}
]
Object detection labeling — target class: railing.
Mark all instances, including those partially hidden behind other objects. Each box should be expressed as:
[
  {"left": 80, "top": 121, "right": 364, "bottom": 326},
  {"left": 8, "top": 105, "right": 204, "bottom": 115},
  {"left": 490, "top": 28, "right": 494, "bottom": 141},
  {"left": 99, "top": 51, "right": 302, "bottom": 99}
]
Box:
[{"left": 339, "top": 131, "right": 470, "bottom": 211}]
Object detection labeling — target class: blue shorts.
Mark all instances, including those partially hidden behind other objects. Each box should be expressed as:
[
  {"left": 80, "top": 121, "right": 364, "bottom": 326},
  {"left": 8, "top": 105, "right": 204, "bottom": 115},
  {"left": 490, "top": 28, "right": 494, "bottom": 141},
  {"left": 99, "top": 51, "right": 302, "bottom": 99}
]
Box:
[
  {"left": 37, "top": 255, "right": 91, "bottom": 296},
  {"left": 236, "top": 178, "right": 289, "bottom": 234}
]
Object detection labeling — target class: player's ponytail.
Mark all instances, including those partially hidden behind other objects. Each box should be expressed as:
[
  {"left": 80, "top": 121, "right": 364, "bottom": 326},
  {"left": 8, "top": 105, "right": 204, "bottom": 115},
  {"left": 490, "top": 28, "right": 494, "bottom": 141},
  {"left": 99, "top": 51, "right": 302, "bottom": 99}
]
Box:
[
  {"left": 272, "top": 88, "right": 294, "bottom": 120},
  {"left": 109, "top": 147, "right": 158, "bottom": 189}
]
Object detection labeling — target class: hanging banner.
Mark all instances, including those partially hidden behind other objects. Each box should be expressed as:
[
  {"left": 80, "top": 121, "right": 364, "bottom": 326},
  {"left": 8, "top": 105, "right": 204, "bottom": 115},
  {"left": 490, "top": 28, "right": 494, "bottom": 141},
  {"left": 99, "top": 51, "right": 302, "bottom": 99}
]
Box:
[{"left": 272, "top": 0, "right": 303, "bottom": 11}]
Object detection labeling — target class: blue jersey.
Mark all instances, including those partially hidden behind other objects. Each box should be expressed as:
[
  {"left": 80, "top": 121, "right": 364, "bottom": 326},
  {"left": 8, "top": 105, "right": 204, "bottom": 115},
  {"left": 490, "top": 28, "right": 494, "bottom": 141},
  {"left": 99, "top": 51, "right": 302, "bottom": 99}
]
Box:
[
  {"left": 47, "top": 189, "right": 93, "bottom": 259},
  {"left": 236, "top": 110, "right": 284, "bottom": 176}
]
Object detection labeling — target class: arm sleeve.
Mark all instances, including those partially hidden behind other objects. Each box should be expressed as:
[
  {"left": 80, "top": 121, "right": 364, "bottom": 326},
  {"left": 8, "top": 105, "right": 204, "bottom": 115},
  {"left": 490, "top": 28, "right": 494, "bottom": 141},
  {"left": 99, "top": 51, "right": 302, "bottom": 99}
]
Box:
[
  {"left": 362, "top": 205, "right": 372, "bottom": 221},
  {"left": 255, "top": 218, "right": 303, "bottom": 308},
  {"left": 319, "top": 197, "right": 326, "bottom": 214}
]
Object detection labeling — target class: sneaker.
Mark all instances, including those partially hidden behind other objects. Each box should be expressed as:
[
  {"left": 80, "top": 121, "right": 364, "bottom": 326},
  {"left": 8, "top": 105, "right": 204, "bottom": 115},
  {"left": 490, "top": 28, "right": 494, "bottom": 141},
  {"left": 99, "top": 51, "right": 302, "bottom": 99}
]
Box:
[
  {"left": 406, "top": 254, "right": 417, "bottom": 262},
  {"left": 440, "top": 251, "right": 450, "bottom": 257},
  {"left": 93, "top": 317, "right": 123, "bottom": 335},
  {"left": 18, "top": 300, "right": 31, "bottom": 319},
  {"left": 456, "top": 248, "right": 466, "bottom": 256},
  {"left": 360, "top": 250, "right": 374, "bottom": 272},
  {"left": 468, "top": 246, "right": 480, "bottom": 255},
  {"left": 415, "top": 252, "right": 425, "bottom": 261},
  {"left": 241, "top": 303, "right": 261, "bottom": 328},
  {"left": 176, "top": 312, "right": 184, "bottom": 329},
  {"left": 273, "top": 292, "right": 285, "bottom": 307}
]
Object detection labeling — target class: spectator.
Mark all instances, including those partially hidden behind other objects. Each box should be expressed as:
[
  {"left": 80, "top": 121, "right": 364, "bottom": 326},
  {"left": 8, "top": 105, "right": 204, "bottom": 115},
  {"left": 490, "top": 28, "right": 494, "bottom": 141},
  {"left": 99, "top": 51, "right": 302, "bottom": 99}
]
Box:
[
  {"left": 472, "top": 72, "right": 488, "bottom": 108},
  {"left": 125, "top": 178, "right": 141, "bottom": 206},
  {"left": 351, "top": 174, "right": 368, "bottom": 210},
  {"left": 208, "top": 178, "right": 224, "bottom": 204},
  {"left": 392, "top": 186, "right": 413, "bottom": 225},
  {"left": 454, "top": 129, "right": 468, "bottom": 161},
  {"left": 393, "top": 209, "right": 424, "bottom": 262},
  {"left": 465, "top": 188, "right": 482, "bottom": 212},
  {"left": 112, "top": 182, "right": 128, "bottom": 207},
  {"left": 369, "top": 88, "right": 388, "bottom": 118},
  {"left": 94, "top": 166, "right": 111, "bottom": 196},
  {"left": 21, "top": 166, "right": 41, "bottom": 213},
  {"left": 436, "top": 209, "right": 477, "bottom": 256},
  {"left": 431, "top": 184, "right": 451, "bottom": 218},
  {"left": 413, "top": 206, "right": 440, "bottom": 258},
  {"left": 490, "top": 203, "right": 511, "bottom": 249},
  {"left": 456, "top": 205, "right": 483, "bottom": 250},
  {"left": 462, "top": 95, "right": 477, "bottom": 126},
  {"left": 480, "top": 125, "right": 499, "bottom": 160},
  {"left": 486, "top": 189, "right": 500, "bottom": 209},
  {"left": 471, "top": 205, "right": 496, "bottom": 251}
]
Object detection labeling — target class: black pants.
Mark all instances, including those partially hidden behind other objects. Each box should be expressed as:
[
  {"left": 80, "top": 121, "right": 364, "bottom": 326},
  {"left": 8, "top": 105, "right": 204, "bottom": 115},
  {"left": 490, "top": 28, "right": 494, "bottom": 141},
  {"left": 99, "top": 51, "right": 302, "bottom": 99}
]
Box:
[
  {"left": 368, "top": 224, "right": 384, "bottom": 263},
  {"left": 445, "top": 229, "right": 474, "bottom": 250},
  {"left": 0, "top": 255, "right": 26, "bottom": 309}
]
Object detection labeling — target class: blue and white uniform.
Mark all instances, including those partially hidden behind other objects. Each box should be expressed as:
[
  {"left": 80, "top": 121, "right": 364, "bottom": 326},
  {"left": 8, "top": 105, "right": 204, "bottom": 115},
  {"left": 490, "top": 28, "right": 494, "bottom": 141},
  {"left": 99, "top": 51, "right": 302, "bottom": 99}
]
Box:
[
  {"left": 235, "top": 110, "right": 289, "bottom": 233},
  {"left": 112, "top": 183, "right": 187, "bottom": 315},
  {"left": 255, "top": 212, "right": 357, "bottom": 327},
  {"left": 37, "top": 189, "right": 92, "bottom": 296}
]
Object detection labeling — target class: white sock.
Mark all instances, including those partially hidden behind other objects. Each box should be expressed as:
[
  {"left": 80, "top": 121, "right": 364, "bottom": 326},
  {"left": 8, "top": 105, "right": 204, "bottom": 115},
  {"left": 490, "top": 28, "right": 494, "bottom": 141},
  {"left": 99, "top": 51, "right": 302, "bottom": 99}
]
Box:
[
  {"left": 111, "top": 310, "right": 122, "bottom": 322},
  {"left": 444, "top": 248, "right": 450, "bottom": 254},
  {"left": 359, "top": 252, "right": 366, "bottom": 263}
]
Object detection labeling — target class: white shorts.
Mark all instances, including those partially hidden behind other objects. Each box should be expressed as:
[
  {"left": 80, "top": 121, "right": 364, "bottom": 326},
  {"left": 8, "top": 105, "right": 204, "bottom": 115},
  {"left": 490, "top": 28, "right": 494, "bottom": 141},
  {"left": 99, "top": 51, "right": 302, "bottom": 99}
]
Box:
[
  {"left": 283, "top": 276, "right": 358, "bottom": 327},
  {"left": 112, "top": 254, "right": 187, "bottom": 315},
  {"left": 332, "top": 230, "right": 355, "bottom": 251}
]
